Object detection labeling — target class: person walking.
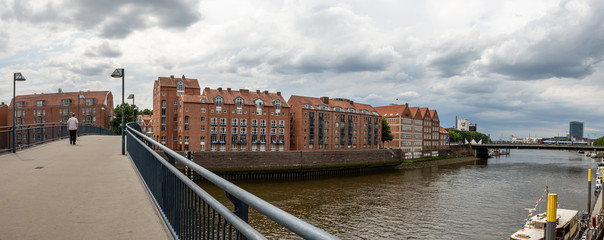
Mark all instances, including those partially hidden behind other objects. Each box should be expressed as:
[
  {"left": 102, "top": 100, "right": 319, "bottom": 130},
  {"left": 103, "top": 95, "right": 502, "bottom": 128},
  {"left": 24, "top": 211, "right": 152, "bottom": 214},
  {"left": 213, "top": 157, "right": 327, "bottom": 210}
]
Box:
[{"left": 67, "top": 113, "right": 79, "bottom": 145}]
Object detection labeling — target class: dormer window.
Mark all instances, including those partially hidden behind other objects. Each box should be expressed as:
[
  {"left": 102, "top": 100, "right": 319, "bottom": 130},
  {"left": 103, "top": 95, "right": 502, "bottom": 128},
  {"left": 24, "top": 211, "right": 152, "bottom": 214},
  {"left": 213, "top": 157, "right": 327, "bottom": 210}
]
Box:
[
  {"left": 272, "top": 99, "right": 282, "bottom": 115},
  {"left": 304, "top": 103, "right": 314, "bottom": 109},
  {"left": 254, "top": 99, "right": 264, "bottom": 115},
  {"left": 214, "top": 96, "right": 223, "bottom": 113},
  {"left": 318, "top": 105, "right": 330, "bottom": 111},
  {"left": 372, "top": 111, "right": 380, "bottom": 116},
  {"left": 61, "top": 99, "right": 72, "bottom": 107},
  {"left": 333, "top": 106, "right": 343, "bottom": 112},
  {"left": 347, "top": 108, "right": 357, "bottom": 113},
  {"left": 361, "top": 109, "right": 370, "bottom": 114},
  {"left": 176, "top": 81, "right": 185, "bottom": 96},
  {"left": 234, "top": 97, "right": 244, "bottom": 114}
]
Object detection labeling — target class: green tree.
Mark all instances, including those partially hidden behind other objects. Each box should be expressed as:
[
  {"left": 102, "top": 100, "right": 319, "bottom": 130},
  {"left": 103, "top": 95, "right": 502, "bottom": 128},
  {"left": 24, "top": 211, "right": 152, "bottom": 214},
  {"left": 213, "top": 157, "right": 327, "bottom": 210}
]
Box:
[
  {"left": 594, "top": 136, "right": 604, "bottom": 146},
  {"left": 446, "top": 128, "right": 491, "bottom": 144},
  {"left": 141, "top": 108, "right": 153, "bottom": 115},
  {"left": 110, "top": 103, "right": 137, "bottom": 135},
  {"left": 382, "top": 117, "right": 394, "bottom": 144}
]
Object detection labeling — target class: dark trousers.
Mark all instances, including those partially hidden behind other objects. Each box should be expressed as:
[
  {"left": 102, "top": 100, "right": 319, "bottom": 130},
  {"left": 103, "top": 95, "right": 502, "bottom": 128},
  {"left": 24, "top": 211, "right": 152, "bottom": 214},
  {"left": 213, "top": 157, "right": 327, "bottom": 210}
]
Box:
[{"left": 69, "top": 130, "right": 77, "bottom": 144}]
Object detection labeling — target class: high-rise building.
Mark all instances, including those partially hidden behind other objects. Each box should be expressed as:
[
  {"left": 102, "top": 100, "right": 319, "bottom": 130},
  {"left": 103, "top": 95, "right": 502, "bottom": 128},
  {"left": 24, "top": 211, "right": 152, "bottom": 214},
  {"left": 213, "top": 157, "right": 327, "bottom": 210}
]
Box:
[{"left": 569, "top": 121, "right": 584, "bottom": 139}]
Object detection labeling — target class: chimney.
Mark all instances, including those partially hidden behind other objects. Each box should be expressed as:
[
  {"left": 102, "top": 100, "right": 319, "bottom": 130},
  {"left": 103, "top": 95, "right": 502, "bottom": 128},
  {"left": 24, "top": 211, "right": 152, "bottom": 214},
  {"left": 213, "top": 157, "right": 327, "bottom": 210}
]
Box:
[
  {"left": 182, "top": 75, "right": 186, "bottom": 80},
  {"left": 227, "top": 88, "right": 231, "bottom": 92},
  {"left": 170, "top": 75, "right": 174, "bottom": 79},
  {"left": 277, "top": 92, "right": 281, "bottom": 96},
  {"left": 204, "top": 87, "right": 210, "bottom": 92},
  {"left": 349, "top": 101, "right": 354, "bottom": 105},
  {"left": 240, "top": 89, "right": 249, "bottom": 93},
  {"left": 405, "top": 103, "right": 409, "bottom": 107},
  {"left": 320, "top": 97, "right": 329, "bottom": 104},
  {"left": 218, "top": 87, "right": 222, "bottom": 92},
  {"left": 263, "top": 90, "right": 268, "bottom": 94},
  {"left": 58, "top": 88, "right": 63, "bottom": 94},
  {"left": 256, "top": 90, "right": 261, "bottom": 94}
]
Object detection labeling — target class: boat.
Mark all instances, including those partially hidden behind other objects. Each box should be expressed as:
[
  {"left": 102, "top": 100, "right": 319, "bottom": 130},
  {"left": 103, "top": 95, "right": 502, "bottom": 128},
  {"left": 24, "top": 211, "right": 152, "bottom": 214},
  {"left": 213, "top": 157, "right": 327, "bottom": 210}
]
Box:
[{"left": 510, "top": 208, "right": 580, "bottom": 240}]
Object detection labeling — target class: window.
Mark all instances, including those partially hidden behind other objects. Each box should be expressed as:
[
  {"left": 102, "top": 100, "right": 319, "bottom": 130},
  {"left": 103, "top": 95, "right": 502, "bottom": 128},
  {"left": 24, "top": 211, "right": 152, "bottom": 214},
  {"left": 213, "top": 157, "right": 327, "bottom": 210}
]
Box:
[
  {"left": 162, "top": 100, "right": 166, "bottom": 108},
  {"left": 273, "top": 100, "right": 282, "bottom": 114},
  {"left": 260, "top": 128, "right": 266, "bottom": 135},
  {"left": 232, "top": 118, "right": 238, "bottom": 126},
  {"left": 252, "top": 128, "right": 258, "bottom": 134},
  {"left": 85, "top": 98, "right": 94, "bottom": 106},
  {"left": 201, "top": 126, "right": 205, "bottom": 131},
  {"left": 215, "top": 96, "right": 223, "bottom": 113},
  {"left": 211, "top": 126, "right": 217, "bottom": 134},
  {"left": 260, "top": 119, "right": 266, "bottom": 127},
  {"left": 220, "top": 127, "right": 226, "bottom": 134},
  {"left": 318, "top": 105, "right": 329, "bottom": 111},
  {"left": 201, "top": 107, "right": 206, "bottom": 113},
  {"left": 241, "top": 118, "right": 247, "bottom": 126},
  {"left": 254, "top": 99, "right": 263, "bottom": 115},
  {"left": 211, "top": 118, "right": 217, "bottom": 125},
  {"left": 61, "top": 99, "right": 71, "bottom": 106},
  {"left": 234, "top": 97, "right": 244, "bottom": 114},
  {"left": 304, "top": 103, "right": 314, "bottom": 109},
  {"left": 36, "top": 100, "right": 44, "bottom": 107},
  {"left": 232, "top": 127, "right": 238, "bottom": 134},
  {"left": 252, "top": 119, "right": 258, "bottom": 126},
  {"left": 201, "top": 116, "right": 206, "bottom": 122},
  {"left": 279, "top": 120, "right": 285, "bottom": 127},
  {"left": 200, "top": 137, "right": 205, "bottom": 151},
  {"left": 176, "top": 81, "right": 185, "bottom": 96},
  {"left": 271, "top": 128, "right": 277, "bottom": 135},
  {"left": 220, "top": 118, "right": 226, "bottom": 125}
]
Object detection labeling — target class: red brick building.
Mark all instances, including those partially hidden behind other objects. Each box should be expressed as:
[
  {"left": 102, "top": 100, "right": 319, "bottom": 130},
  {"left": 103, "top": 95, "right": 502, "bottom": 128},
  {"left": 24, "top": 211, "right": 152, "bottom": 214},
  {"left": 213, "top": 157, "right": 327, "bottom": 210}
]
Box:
[
  {"left": 6, "top": 89, "right": 114, "bottom": 146},
  {"left": 137, "top": 114, "right": 153, "bottom": 137},
  {"left": 439, "top": 127, "right": 450, "bottom": 152},
  {"left": 152, "top": 75, "right": 201, "bottom": 150},
  {"left": 0, "top": 102, "right": 9, "bottom": 150},
  {"left": 153, "top": 75, "right": 290, "bottom": 152},
  {"left": 288, "top": 96, "right": 381, "bottom": 151},
  {"left": 375, "top": 104, "right": 444, "bottom": 157}
]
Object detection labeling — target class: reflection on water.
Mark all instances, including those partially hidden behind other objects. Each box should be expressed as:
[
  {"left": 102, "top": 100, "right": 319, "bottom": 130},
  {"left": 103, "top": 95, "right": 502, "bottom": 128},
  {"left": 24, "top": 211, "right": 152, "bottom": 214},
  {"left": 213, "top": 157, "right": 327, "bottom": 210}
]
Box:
[{"left": 200, "top": 150, "right": 597, "bottom": 239}]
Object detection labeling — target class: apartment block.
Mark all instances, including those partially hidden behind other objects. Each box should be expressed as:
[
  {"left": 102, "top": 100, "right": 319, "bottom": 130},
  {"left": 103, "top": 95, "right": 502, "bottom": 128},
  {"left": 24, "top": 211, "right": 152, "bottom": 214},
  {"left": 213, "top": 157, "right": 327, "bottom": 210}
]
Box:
[
  {"left": 152, "top": 75, "right": 201, "bottom": 150},
  {"left": 137, "top": 114, "right": 153, "bottom": 137},
  {"left": 439, "top": 127, "right": 450, "bottom": 151},
  {"left": 288, "top": 96, "right": 381, "bottom": 151},
  {"left": 153, "top": 75, "right": 290, "bottom": 152},
  {"left": 375, "top": 104, "right": 444, "bottom": 157},
  {"left": 0, "top": 103, "right": 8, "bottom": 150}
]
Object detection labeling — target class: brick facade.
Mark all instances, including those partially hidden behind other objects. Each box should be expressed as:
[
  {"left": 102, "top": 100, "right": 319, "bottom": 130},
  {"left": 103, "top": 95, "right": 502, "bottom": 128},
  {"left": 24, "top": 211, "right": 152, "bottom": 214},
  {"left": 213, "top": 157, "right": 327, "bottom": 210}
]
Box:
[
  {"left": 288, "top": 96, "right": 382, "bottom": 151},
  {"left": 7, "top": 90, "right": 114, "bottom": 145},
  {"left": 375, "top": 104, "right": 447, "bottom": 157}
]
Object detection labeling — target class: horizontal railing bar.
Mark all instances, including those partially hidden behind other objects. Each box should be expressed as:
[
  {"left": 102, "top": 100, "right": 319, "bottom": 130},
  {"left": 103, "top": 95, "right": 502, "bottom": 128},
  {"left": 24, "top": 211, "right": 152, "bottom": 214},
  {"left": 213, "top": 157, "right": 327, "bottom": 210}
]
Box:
[
  {"left": 126, "top": 124, "right": 339, "bottom": 240},
  {"left": 127, "top": 127, "right": 266, "bottom": 240}
]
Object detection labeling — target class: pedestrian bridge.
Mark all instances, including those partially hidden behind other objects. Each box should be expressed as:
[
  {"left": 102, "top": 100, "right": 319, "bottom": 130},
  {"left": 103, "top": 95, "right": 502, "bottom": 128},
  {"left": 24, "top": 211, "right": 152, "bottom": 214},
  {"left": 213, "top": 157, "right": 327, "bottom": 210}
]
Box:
[
  {"left": 0, "top": 124, "right": 338, "bottom": 240},
  {"left": 0, "top": 135, "right": 171, "bottom": 239}
]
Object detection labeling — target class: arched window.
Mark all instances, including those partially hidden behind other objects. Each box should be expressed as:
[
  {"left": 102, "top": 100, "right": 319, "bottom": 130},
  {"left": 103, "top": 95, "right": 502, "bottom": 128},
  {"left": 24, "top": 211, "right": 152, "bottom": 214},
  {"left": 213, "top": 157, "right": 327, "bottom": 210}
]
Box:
[
  {"left": 254, "top": 99, "right": 264, "bottom": 115},
  {"left": 304, "top": 103, "right": 314, "bottom": 109},
  {"left": 214, "top": 96, "right": 223, "bottom": 113},
  {"left": 272, "top": 99, "right": 282, "bottom": 115},
  {"left": 234, "top": 97, "right": 244, "bottom": 114},
  {"left": 176, "top": 81, "right": 185, "bottom": 96}
]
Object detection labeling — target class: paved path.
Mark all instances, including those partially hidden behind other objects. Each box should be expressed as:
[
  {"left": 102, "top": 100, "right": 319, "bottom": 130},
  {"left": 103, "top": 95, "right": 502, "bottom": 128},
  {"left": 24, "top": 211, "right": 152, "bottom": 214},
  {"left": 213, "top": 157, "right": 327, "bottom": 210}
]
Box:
[{"left": 0, "top": 135, "right": 171, "bottom": 240}]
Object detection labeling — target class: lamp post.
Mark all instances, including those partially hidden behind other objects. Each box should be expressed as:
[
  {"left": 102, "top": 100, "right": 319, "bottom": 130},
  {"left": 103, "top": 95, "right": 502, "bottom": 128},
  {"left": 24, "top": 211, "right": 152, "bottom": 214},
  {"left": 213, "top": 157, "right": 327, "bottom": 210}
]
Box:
[
  {"left": 78, "top": 93, "right": 84, "bottom": 136},
  {"left": 111, "top": 68, "right": 125, "bottom": 155},
  {"left": 127, "top": 94, "right": 135, "bottom": 123},
  {"left": 12, "top": 73, "right": 26, "bottom": 153}
]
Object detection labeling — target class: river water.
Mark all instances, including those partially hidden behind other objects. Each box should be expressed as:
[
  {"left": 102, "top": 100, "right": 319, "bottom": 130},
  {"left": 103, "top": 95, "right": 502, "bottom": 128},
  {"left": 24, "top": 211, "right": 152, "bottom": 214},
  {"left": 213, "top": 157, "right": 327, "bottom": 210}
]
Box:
[{"left": 201, "top": 149, "right": 598, "bottom": 239}]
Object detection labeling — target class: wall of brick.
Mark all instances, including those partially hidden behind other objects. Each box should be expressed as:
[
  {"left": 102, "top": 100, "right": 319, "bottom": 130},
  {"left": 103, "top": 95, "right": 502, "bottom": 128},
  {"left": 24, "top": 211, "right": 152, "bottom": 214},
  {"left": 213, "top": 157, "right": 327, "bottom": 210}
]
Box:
[{"left": 176, "top": 149, "right": 403, "bottom": 172}]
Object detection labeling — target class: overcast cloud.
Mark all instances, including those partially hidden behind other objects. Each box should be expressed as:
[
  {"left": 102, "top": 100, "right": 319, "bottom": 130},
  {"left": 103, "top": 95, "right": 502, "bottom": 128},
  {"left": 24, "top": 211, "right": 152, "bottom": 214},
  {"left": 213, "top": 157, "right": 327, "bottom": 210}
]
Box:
[{"left": 1, "top": 0, "right": 603, "bottom": 140}]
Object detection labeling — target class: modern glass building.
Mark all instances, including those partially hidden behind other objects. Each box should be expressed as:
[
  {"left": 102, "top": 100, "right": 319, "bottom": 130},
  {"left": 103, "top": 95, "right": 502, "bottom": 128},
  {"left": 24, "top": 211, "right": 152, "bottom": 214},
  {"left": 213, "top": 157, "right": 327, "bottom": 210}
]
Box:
[{"left": 569, "top": 121, "right": 584, "bottom": 139}]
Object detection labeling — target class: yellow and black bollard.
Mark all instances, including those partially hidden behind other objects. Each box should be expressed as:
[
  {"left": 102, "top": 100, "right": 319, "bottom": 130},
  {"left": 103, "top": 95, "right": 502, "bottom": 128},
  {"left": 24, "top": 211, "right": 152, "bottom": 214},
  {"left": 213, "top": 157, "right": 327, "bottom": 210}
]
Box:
[
  {"left": 545, "top": 193, "right": 557, "bottom": 240},
  {"left": 588, "top": 168, "right": 592, "bottom": 217}
]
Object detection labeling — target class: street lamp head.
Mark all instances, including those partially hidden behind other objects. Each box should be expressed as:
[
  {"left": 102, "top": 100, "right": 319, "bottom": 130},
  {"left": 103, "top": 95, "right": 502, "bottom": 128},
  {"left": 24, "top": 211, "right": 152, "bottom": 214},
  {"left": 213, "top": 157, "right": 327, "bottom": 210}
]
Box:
[
  {"left": 14, "top": 72, "right": 26, "bottom": 81},
  {"left": 111, "top": 68, "right": 123, "bottom": 78},
  {"left": 127, "top": 94, "right": 134, "bottom": 99}
]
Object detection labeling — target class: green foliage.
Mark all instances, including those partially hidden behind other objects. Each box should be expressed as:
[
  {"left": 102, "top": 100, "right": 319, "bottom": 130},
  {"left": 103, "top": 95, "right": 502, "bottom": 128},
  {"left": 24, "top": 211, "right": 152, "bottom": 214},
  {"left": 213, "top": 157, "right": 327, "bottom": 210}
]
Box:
[
  {"left": 141, "top": 108, "right": 153, "bottom": 115},
  {"left": 446, "top": 128, "right": 491, "bottom": 144},
  {"left": 382, "top": 117, "right": 394, "bottom": 142},
  {"left": 594, "top": 136, "right": 604, "bottom": 146},
  {"left": 110, "top": 103, "right": 137, "bottom": 135}
]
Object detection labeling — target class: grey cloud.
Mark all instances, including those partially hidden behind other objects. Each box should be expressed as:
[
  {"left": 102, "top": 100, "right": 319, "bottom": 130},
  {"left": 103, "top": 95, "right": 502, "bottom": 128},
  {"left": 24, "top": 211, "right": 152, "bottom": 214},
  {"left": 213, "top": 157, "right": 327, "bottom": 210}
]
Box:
[
  {"left": 429, "top": 46, "right": 482, "bottom": 78},
  {"left": 1, "top": 0, "right": 202, "bottom": 39},
  {"left": 482, "top": 0, "right": 604, "bottom": 80},
  {"left": 85, "top": 42, "right": 122, "bottom": 58}
]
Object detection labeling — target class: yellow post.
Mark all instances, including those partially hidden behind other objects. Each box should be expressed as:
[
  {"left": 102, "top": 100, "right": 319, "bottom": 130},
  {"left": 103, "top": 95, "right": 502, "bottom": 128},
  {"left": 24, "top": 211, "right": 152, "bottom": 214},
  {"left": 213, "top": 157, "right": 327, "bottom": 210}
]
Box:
[
  {"left": 589, "top": 168, "right": 592, "bottom": 217},
  {"left": 545, "top": 193, "right": 557, "bottom": 240}
]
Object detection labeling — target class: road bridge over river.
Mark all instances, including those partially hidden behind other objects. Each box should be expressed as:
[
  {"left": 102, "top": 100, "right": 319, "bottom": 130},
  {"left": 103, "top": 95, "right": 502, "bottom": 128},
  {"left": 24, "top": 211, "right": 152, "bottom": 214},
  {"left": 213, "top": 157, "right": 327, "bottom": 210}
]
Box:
[{"left": 470, "top": 144, "right": 604, "bottom": 158}]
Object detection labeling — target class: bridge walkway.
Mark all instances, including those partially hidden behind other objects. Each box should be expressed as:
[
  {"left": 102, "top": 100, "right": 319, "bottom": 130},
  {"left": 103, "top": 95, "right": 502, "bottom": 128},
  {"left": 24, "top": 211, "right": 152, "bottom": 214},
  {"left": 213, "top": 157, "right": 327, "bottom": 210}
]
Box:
[{"left": 0, "top": 135, "right": 171, "bottom": 240}]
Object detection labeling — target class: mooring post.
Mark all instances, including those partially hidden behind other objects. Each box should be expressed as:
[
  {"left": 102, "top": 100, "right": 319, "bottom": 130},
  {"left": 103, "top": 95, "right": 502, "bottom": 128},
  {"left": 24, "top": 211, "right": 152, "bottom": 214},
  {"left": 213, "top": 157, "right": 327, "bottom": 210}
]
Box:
[
  {"left": 545, "top": 193, "right": 557, "bottom": 240},
  {"left": 589, "top": 168, "right": 592, "bottom": 219}
]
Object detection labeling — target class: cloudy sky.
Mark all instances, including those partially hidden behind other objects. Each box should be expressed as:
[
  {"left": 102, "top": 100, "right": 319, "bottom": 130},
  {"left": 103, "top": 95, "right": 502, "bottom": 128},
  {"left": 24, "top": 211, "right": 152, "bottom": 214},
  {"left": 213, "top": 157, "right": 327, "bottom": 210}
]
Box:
[{"left": 1, "top": 0, "right": 603, "bottom": 140}]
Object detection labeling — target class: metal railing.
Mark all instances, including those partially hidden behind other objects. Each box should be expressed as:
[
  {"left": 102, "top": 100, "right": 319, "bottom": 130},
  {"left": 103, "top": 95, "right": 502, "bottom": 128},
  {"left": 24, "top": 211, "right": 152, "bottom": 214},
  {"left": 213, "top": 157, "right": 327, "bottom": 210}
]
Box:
[
  {"left": 126, "top": 123, "right": 339, "bottom": 240},
  {"left": 0, "top": 123, "right": 115, "bottom": 153}
]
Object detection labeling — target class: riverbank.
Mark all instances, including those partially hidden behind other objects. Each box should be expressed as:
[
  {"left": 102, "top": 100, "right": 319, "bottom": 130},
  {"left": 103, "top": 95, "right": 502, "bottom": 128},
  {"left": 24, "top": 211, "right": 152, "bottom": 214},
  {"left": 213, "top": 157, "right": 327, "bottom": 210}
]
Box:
[{"left": 396, "top": 155, "right": 480, "bottom": 170}]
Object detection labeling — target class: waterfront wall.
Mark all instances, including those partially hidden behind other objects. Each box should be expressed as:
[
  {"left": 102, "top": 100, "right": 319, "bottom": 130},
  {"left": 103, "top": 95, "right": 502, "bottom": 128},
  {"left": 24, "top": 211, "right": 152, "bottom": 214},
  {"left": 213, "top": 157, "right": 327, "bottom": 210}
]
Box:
[{"left": 171, "top": 149, "right": 404, "bottom": 173}]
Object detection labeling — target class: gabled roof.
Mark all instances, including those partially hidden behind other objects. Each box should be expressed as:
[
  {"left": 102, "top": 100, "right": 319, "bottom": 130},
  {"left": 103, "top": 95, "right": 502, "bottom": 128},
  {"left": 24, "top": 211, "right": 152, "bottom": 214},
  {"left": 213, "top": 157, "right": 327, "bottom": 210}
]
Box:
[
  {"left": 288, "top": 95, "right": 380, "bottom": 116},
  {"left": 374, "top": 105, "right": 407, "bottom": 118},
  {"left": 429, "top": 109, "right": 439, "bottom": 121},
  {"left": 419, "top": 107, "right": 431, "bottom": 120},
  {"left": 440, "top": 127, "right": 449, "bottom": 134},
  {"left": 10, "top": 90, "right": 112, "bottom": 108},
  {"left": 156, "top": 75, "right": 200, "bottom": 89},
  {"left": 202, "top": 88, "right": 289, "bottom": 108}
]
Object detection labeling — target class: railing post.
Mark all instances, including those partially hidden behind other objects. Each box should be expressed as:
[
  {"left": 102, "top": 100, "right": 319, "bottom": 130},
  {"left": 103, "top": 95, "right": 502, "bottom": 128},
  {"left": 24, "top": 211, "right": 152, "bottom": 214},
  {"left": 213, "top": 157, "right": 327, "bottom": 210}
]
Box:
[{"left": 226, "top": 192, "right": 249, "bottom": 223}]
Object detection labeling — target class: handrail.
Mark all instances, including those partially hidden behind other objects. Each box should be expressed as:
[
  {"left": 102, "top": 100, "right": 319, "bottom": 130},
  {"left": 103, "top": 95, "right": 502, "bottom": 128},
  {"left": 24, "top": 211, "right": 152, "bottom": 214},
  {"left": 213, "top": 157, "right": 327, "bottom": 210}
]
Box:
[
  {"left": 126, "top": 123, "right": 339, "bottom": 240},
  {"left": 126, "top": 127, "right": 266, "bottom": 240}
]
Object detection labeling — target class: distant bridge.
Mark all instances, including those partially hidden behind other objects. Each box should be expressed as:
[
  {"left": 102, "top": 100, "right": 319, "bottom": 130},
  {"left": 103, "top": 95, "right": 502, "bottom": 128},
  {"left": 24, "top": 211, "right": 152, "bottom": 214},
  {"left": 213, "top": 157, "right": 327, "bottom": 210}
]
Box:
[{"left": 470, "top": 144, "right": 604, "bottom": 158}]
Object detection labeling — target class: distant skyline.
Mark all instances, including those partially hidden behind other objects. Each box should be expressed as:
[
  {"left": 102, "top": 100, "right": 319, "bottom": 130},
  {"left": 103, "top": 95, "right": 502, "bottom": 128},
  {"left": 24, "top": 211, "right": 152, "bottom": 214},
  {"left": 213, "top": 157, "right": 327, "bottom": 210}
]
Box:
[{"left": 1, "top": 0, "right": 603, "bottom": 140}]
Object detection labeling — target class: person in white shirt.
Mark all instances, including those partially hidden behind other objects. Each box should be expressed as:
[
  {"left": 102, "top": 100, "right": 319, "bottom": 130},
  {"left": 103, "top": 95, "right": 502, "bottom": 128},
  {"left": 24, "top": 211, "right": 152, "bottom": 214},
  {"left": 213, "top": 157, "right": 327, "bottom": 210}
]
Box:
[{"left": 66, "top": 113, "right": 79, "bottom": 145}]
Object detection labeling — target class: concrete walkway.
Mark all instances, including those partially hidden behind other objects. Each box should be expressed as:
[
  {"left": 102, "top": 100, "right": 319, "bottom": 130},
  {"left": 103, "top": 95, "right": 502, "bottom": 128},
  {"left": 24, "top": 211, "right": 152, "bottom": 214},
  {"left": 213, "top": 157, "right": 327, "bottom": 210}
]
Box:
[{"left": 0, "top": 135, "right": 172, "bottom": 240}]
